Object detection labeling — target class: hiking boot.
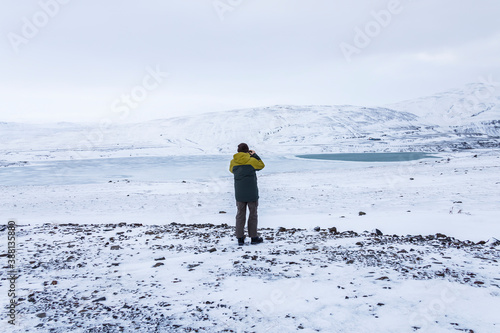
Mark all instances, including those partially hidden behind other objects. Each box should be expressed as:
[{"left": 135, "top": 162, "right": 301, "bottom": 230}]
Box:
[
  {"left": 251, "top": 237, "right": 263, "bottom": 245},
  {"left": 237, "top": 237, "right": 245, "bottom": 246}
]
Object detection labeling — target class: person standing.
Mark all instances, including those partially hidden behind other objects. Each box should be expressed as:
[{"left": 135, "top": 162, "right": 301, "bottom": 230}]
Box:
[{"left": 229, "top": 143, "right": 265, "bottom": 245}]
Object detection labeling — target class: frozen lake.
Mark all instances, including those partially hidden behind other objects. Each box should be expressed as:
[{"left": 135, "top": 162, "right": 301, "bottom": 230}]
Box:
[
  {"left": 0, "top": 153, "right": 440, "bottom": 186},
  {"left": 297, "top": 152, "right": 439, "bottom": 162}
]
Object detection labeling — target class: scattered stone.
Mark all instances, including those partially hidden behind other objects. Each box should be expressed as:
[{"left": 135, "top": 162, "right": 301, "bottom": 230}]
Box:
[
  {"left": 92, "top": 297, "right": 106, "bottom": 303},
  {"left": 376, "top": 276, "right": 390, "bottom": 281},
  {"left": 328, "top": 227, "right": 338, "bottom": 233},
  {"left": 9, "top": 221, "right": 499, "bottom": 331}
]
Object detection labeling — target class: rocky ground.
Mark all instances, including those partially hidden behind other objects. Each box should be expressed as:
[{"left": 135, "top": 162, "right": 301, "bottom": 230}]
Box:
[{"left": 1, "top": 223, "right": 499, "bottom": 332}]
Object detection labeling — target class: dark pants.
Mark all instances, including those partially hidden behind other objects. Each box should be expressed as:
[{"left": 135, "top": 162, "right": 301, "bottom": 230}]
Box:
[{"left": 235, "top": 201, "right": 258, "bottom": 238}]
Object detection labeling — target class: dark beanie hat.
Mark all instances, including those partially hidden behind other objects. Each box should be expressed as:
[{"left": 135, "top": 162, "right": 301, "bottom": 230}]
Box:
[{"left": 237, "top": 143, "right": 249, "bottom": 153}]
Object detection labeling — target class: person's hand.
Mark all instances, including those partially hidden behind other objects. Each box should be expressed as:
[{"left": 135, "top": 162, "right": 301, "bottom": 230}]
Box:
[{"left": 249, "top": 150, "right": 255, "bottom": 155}]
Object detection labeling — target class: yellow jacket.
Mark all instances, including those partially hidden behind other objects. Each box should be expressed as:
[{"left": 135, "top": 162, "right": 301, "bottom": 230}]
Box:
[{"left": 229, "top": 152, "right": 265, "bottom": 202}]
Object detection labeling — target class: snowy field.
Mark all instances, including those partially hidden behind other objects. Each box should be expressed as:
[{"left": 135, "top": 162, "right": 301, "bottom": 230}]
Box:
[
  {"left": 1, "top": 148, "right": 499, "bottom": 332},
  {"left": 1, "top": 150, "right": 499, "bottom": 241},
  {"left": 1, "top": 222, "right": 499, "bottom": 333}
]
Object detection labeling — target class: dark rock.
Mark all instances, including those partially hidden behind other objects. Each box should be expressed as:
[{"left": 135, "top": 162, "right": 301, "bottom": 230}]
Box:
[
  {"left": 219, "top": 211, "right": 227, "bottom": 214},
  {"left": 36, "top": 313, "right": 47, "bottom": 318},
  {"left": 153, "top": 262, "right": 164, "bottom": 268},
  {"left": 110, "top": 245, "right": 122, "bottom": 250},
  {"left": 208, "top": 248, "right": 217, "bottom": 253},
  {"left": 313, "top": 226, "right": 321, "bottom": 232},
  {"left": 92, "top": 297, "right": 106, "bottom": 303},
  {"left": 359, "top": 211, "right": 366, "bottom": 216}
]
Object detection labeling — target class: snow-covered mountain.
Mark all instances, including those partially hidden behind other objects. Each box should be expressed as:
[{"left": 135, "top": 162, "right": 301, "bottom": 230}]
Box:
[
  {"left": 388, "top": 82, "right": 500, "bottom": 123},
  {"left": 1, "top": 83, "right": 499, "bottom": 160}
]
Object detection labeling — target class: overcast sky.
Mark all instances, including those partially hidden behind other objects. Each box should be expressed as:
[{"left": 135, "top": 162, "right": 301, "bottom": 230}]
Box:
[{"left": 1, "top": 0, "right": 499, "bottom": 123}]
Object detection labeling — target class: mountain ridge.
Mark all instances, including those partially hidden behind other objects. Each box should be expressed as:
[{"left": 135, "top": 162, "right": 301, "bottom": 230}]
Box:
[{"left": 1, "top": 83, "right": 499, "bottom": 157}]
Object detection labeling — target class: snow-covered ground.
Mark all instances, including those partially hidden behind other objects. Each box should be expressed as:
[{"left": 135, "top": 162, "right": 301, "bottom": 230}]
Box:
[
  {"left": 1, "top": 83, "right": 500, "bottom": 332},
  {"left": 1, "top": 150, "right": 498, "bottom": 242},
  {"left": 1, "top": 222, "right": 499, "bottom": 332}
]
